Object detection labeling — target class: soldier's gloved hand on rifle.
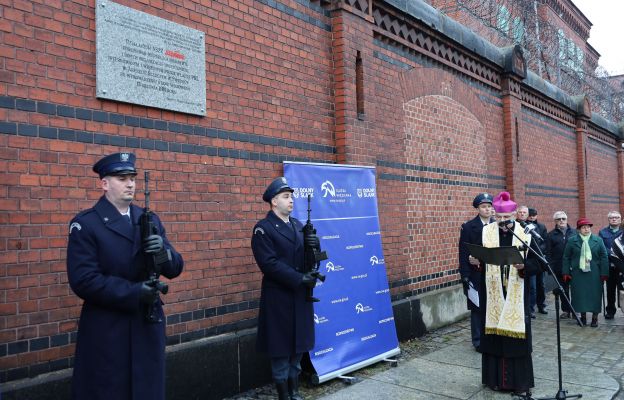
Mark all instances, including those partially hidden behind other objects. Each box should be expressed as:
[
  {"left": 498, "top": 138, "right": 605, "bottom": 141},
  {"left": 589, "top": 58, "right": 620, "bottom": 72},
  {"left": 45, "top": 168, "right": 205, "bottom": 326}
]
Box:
[
  {"left": 139, "top": 281, "right": 159, "bottom": 304},
  {"left": 302, "top": 272, "right": 318, "bottom": 288},
  {"left": 304, "top": 234, "right": 320, "bottom": 249},
  {"left": 143, "top": 234, "right": 164, "bottom": 254}
]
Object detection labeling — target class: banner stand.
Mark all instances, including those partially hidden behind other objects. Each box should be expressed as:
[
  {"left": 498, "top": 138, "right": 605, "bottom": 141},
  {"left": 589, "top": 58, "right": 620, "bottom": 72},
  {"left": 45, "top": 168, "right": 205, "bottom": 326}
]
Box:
[
  {"left": 284, "top": 161, "right": 400, "bottom": 385},
  {"left": 311, "top": 347, "right": 401, "bottom": 384}
]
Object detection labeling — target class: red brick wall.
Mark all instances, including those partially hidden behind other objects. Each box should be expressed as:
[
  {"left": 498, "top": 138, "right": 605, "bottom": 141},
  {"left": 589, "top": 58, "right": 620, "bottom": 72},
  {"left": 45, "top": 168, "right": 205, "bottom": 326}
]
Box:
[
  {"left": 517, "top": 107, "right": 580, "bottom": 224},
  {"left": 0, "top": 0, "right": 621, "bottom": 384},
  {"left": 0, "top": 0, "right": 335, "bottom": 381}
]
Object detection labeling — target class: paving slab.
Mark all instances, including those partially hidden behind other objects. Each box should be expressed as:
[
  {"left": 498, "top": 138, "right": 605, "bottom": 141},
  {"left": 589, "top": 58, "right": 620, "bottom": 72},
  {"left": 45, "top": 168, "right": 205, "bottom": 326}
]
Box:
[
  {"left": 371, "top": 357, "right": 483, "bottom": 398},
  {"left": 317, "top": 378, "right": 456, "bottom": 400},
  {"left": 315, "top": 293, "right": 622, "bottom": 400},
  {"left": 419, "top": 341, "right": 481, "bottom": 369}
]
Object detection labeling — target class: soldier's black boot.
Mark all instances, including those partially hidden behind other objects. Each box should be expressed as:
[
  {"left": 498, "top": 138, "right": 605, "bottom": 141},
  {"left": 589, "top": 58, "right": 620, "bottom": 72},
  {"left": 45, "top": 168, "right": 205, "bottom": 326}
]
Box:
[
  {"left": 275, "top": 381, "right": 289, "bottom": 400},
  {"left": 288, "top": 376, "right": 304, "bottom": 400}
]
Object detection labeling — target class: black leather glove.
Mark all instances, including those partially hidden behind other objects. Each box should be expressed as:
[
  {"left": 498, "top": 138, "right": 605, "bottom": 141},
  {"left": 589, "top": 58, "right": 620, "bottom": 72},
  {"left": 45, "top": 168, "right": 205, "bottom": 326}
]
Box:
[
  {"left": 139, "top": 281, "right": 159, "bottom": 304},
  {"left": 302, "top": 272, "right": 317, "bottom": 288},
  {"left": 143, "top": 235, "right": 164, "bottom": 254},
  {"left": 461, "top": 277, "right": 470, "bottom": 294}
]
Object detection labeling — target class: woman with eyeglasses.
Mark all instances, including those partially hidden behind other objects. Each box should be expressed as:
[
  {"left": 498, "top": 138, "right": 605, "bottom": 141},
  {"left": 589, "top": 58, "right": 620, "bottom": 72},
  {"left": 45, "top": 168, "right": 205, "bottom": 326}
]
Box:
[
  {"left": 546, "top": 211, "right": 576, "bottom": 318},
  {"left": 562, "top": 218, "right": 609, "bottom": 327}
]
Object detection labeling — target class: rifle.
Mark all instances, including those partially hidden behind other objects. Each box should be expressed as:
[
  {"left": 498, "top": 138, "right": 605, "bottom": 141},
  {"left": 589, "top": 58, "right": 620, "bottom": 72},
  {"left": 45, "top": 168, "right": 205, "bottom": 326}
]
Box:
[
  {"left": 302, "top": 195, "right": 327, "bottom": 302},
  {"left": 140, "top": 171, "right": 169, "bottom": 323}
]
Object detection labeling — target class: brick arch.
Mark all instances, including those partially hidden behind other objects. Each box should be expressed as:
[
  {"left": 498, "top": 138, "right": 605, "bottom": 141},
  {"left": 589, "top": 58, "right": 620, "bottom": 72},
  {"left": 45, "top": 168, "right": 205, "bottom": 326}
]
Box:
[
  {"left": 402, "top": 93, "right": 488, "bottom": 290},
  {"left": 399, "top": 66, "right": 490, "bottom": 123}
]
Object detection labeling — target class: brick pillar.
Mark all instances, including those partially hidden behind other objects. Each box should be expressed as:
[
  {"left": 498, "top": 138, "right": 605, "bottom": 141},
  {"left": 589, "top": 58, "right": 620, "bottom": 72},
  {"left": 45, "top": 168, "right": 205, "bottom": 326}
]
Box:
[
  {"left": 575, "top": 117, "right": 589, "bottom": 217},
  {"left": 573, "top": 95, "right": 592, "bottom": 218},
  {"left": 619, "top": 124, "right": 624, "bottom": 213},
  {"left": 332, "top": 10, "right": 349, "bottom": 164},
  {"left": 500, "top": 45, "right": 527, "bottom": 199},
  {"left": 330, "top": 3, "right": 375, "bottom": 165},
  {"left": 618, "top": 141, "right": 624, "bottom": 214},
  {"left": 500, "top": 76, "right": 523, "bottom": 199}
]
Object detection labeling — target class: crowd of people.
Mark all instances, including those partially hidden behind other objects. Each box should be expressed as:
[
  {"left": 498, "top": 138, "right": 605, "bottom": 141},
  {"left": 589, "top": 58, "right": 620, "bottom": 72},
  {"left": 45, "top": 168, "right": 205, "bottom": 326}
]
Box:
[
  {"left": 65, "top": 155, "right": 624, "bottom": 400},
  {"left": 458, "top": 192, "right": 624, "bottom": 397}
]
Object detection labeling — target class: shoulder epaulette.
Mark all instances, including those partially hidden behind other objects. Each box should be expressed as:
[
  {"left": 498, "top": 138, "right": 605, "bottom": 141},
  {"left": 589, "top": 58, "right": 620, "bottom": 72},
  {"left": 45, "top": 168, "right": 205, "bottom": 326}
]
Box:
[{"left": 73, "top": 207, "right": 95, "bottom": 220}]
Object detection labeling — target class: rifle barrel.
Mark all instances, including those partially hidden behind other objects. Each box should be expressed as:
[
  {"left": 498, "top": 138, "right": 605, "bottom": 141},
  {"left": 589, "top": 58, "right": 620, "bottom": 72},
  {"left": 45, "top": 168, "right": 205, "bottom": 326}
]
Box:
[{"left": 144, "top": 171, "right": 150, "bottom": 210}]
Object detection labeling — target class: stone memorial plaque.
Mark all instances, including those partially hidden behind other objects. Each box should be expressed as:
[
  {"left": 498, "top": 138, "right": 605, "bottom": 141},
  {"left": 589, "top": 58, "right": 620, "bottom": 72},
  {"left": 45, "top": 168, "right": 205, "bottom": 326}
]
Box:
[{"left": 96, "top": 1, "right": 206, "bottom": 116}]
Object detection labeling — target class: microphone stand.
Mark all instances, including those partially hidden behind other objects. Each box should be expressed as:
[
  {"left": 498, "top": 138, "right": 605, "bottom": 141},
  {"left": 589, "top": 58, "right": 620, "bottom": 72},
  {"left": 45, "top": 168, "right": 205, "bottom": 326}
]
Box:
[{"left": 503, "top": 222, "right": 582, "bottom": 400}]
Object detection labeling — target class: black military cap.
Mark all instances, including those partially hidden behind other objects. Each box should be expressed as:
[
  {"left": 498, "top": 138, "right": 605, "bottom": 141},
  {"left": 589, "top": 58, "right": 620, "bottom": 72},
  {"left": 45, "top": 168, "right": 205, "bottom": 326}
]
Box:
[
  {"left": 92, "top": 152, "right": 137, "bottom": 179},
  {"left": 472, "top": 192, "right": 493, "bottom": 208},
  {"left": 262, "top": 177, "right": 294, "bottom": 202},
  {"left": 528, "top": 208, "right": 538, "bottom": 217}
]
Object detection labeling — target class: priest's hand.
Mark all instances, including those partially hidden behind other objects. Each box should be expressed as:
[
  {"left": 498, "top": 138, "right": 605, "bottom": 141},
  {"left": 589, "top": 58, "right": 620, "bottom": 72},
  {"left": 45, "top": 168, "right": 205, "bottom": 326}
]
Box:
[
  {"left": 513, "top": 263, "right": 524, "bottom": 270},
  {"left": 468, "top": 255, "right": 480, "bottom": 266}
]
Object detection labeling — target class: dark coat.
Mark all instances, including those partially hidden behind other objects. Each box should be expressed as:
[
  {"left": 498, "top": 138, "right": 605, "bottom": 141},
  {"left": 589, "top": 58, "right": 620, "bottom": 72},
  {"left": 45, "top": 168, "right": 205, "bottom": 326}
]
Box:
[
  {"left": 528, "top": 220, "right": 548, "bottom": 255},
  {"left": 562, "top": 233, "right": 609, "bottom": 313},
  {"left": 523, "top": 221, "right": 548, "bottom": 275},
  {"left": 67, "top": 196, "right": 183, "bottom": 400},
  {"left": 599, "top": 226, "right": 622, "bottom": 253},
  {"left": 546, "top": 225, "right": 577, "bottom": 275},
  {"left": 251, "top": 210, "right": 314, "bottom": 357},
  {"left": 458, "top": 215, "right": 488, "bottom": 310}
]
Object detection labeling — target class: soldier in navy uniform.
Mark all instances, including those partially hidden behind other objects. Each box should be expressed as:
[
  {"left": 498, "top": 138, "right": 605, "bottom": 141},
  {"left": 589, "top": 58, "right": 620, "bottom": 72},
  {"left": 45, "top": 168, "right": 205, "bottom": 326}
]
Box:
[
  {"left": 66, "top": 153, "right": 183, "bottom": 400},
  {"left": 458, "top": 192, "right": 493, "bottom": 352},
  {"left": 251, "top": 177, "right": 318, "bottom": 400}
]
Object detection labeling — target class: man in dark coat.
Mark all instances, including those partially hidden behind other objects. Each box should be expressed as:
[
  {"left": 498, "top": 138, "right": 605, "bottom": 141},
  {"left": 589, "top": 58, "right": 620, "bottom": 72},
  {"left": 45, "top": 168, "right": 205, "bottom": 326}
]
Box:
[
  {"left": 458, "top": 192, "right": 493, "bottom": 352},
  {"left": 527, "top": 208, "right": 549, "bottom": 315},
  {"left": 598, "top": 211, "right": 622, "bottom": 319},
  {"left": 66, "top": 153, "right": 184, "bottom": 400},
  {"left": 545, "top": 211, "right": 576, "bottom": 318},
  {"left": 251, "top": 177, "right": 318, "bottom": 400}
]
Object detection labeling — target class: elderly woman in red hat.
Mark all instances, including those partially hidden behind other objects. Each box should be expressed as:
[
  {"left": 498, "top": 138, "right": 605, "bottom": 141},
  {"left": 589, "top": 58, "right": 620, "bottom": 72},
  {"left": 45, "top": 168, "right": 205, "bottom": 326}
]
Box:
[{"left": 562, "top": 218, "right": 609, "bottom": 327}]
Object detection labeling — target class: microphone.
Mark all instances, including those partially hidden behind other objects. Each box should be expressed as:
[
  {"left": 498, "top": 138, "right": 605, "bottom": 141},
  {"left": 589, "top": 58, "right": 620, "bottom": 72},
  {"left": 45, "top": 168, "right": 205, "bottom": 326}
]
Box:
[{"left": 518, "top": 220, "right": 544, "bottom": 242}]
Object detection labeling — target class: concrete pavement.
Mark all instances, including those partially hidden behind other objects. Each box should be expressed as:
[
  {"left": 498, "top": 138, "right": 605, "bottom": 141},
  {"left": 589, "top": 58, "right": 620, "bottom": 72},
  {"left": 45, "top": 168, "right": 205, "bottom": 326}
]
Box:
[{"left": 316, "top": 293, "right": 624, "bottom": 400}]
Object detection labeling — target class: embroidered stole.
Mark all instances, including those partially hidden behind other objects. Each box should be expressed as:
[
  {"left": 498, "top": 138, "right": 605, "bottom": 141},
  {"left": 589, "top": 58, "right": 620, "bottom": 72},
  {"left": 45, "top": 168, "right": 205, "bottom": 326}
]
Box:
[{"left": 483, "top": 222, "right": 531, "bottom": 339}]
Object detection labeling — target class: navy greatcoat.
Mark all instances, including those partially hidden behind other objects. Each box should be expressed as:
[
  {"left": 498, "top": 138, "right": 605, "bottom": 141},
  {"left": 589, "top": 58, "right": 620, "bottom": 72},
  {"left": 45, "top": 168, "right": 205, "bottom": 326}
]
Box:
[
  {"left": 458, "top": 215, "right": 487, "bottom": 310},
  {"left": 67, "top": 196, "right": 183, "bottom": 400},
  {"left": 251, "top": 210, "right": 314, "bottom": 357}
]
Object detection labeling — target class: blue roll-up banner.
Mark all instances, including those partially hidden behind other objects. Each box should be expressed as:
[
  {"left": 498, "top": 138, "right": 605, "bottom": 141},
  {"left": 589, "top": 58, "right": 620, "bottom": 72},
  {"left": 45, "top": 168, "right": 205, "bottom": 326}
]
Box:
[{"left": 284, "top": 162, "right": 400, "bottom": 383}]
